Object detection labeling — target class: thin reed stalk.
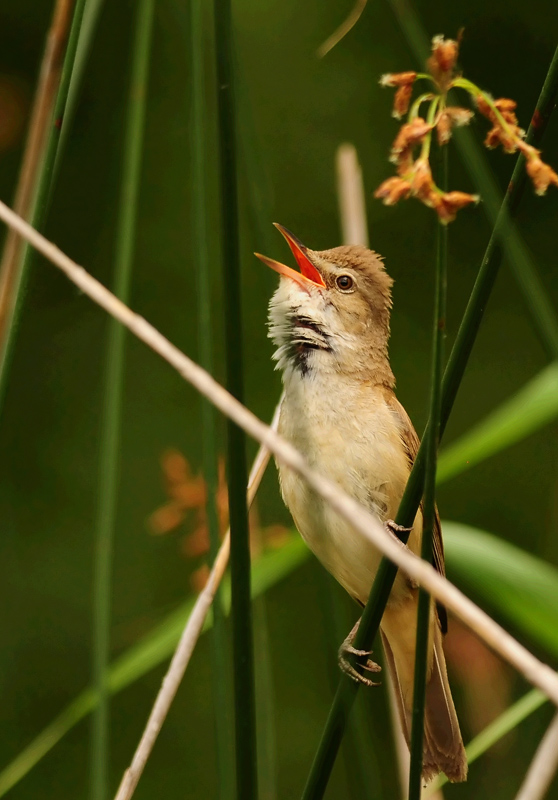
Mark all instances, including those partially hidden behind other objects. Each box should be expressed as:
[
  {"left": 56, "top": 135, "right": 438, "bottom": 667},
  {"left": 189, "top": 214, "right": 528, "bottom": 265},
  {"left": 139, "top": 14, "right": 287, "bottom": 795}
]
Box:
[
  {"left": 514, "top": 712, "right": 558, "bottom": 800},
  {"left": 213, "top": 0, "right": 258, "bottom": 796},
  {"left": 190, "top": 0, "right": 234, "bottom": 794},
  {"left": 0, "top": 0, "right": 74, "bottom": 403},
  {"left": 2, "top": 202, "right": 558, "bottom": 709},
  {"left": 53, "top": 0, "right": 106, "bottom": 180},
  {"left": 300, "top": 44, "right": 558, "bottom": 799},
  {"left": 112, "top": 402, "right": 281, "bottom": 800},
  {"left": 235, "top": 55, "right": 280, "bottom": 799},
  {"left": 91, "top": 2, "right": 154, "bottom": 798},
  {"left": 408, "top": 147, "right": 447, "bottom": 798}
]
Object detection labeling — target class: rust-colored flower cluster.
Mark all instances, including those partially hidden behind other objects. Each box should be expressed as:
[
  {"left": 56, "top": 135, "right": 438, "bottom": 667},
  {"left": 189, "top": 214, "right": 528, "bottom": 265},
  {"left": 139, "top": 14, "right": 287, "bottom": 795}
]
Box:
[
  {"left": 149, "top": 449, "right": 291, "bottom": 592},
  {"left": 476, "top": 95, "right": 558, "bottom": 195},
  {"left": 375, "top": 33, "right": 558, "bottom": 221}
]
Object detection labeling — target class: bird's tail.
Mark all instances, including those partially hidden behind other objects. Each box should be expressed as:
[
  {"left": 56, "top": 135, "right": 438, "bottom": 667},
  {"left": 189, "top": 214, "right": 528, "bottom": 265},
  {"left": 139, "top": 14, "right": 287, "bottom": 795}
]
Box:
[{"left": 380, "top": 602, "right": 468, "bottom": 784}]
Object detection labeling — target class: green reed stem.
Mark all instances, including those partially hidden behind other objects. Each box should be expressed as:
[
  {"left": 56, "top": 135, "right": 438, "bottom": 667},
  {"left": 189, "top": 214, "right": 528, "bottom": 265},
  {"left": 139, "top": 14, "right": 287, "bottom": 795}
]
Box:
[
  {"left": 301, "top": 42, "right": 558, "bottom": 800},
  {"left": 90, "top": 2, "right": 154, "bottom": 798},
  {"left": 214, "top": 1, "right": 258, "bottom": 797},
  {"left": 53, "top": 0, "right": 106, "bottom": 182},
  {"left": 191, "top": 0, "right": 234, "bottom": 794},
  {"left": 408, "top": 147, "right": 447, "bottom": 798},
  {"left": 317, "top": 574, "right": 378, "bottom": 799},
  {"left": 0, "top": 0, "right": 87, "bottom": 408}
]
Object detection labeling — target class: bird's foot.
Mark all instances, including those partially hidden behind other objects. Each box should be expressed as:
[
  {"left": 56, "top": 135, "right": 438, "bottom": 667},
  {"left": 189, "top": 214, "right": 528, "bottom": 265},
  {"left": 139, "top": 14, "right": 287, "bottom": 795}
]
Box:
[
  {"left": 338, "top": 619, "right": 381, "bottom": 687},
  {"left": 385, "top": 519, "right": 413, "bottom": 543},
  {"left": 385, "top": 520, "right": 419, "bottom": 587}
]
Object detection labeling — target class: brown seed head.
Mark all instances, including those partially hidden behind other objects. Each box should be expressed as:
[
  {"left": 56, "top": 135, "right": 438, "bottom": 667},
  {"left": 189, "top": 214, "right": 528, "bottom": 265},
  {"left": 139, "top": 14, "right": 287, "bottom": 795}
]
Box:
[
  {"left": 436, "top": 191, "right": 479, "bottom": 224},
  {"left": 380, "top": 71, "right": 417, "bottom": 87},
  {"left": 524, "top": 150, "right": 558, "bottom": 196},
  {"left": 476, "top": 95, "right": 493, "bottom": 120},
  {"left": 393, "top": 84, "right": 414, "bottom": 119},
  {"left": 436, "top": 107, "right": 473, "bottom": 145},
  {"left": 427, "top": 35, "right": 459, "bottom": 89},
  {"left": 477, "top": 95, "right": 524, "bottom": 153},
  {"left": 374, "top": 176, "right": 412, "bottom": 205},
  {"left": 390, "top": 117, "right": 432, "bottom": 163},
  {"left": 409, "top": 158, "right": 436, "bottom": 204}
]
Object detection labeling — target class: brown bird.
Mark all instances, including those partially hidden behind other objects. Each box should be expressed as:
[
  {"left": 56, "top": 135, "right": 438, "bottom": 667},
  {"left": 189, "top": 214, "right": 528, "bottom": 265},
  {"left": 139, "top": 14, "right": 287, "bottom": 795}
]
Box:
[{"left": 255, "top": 224, "right": 467, "bottom": 783}]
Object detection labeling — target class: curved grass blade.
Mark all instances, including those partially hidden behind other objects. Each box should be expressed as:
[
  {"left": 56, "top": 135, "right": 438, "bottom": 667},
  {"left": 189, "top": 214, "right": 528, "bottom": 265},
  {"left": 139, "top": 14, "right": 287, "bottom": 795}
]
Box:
[
  {"left": 437, "top": 362, "right": 558, "bottom": 484},
  {"left": 0, "top": 536, "right": 309, "bottom": 799},
  {"left": 426, "top": 688, "right": 548, "bottom": 796},
  {"left": 443, "top": 522, "right": 558, "bottom": 658}
]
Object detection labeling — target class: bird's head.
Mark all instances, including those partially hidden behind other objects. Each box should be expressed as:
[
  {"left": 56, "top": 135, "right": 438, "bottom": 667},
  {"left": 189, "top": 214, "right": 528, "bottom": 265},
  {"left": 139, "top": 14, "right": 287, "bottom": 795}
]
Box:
[{"left": 256, "top": 224, "right": 395, "bottom": 385}]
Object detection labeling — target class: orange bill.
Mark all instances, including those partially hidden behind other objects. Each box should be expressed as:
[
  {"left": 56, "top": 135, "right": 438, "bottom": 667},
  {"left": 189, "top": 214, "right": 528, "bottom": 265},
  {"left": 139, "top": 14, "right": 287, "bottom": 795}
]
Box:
[{"left": 255, "top": 224, "right": 325, "bottom": 289}]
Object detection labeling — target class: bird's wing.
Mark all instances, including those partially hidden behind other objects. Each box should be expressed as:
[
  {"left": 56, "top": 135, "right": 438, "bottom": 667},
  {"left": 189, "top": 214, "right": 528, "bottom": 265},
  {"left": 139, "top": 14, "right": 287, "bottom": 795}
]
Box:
[{"left": 385, "top": 391, "right": 448, "bottom": 633}]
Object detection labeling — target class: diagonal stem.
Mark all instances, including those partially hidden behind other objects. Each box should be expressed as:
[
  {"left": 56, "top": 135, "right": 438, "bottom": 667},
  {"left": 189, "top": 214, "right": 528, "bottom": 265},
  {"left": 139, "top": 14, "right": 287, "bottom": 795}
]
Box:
[
  {"left": 514, "top": 712, "right": 558, "bottom": 800},
  {"left": 300, "top": 43, "right": 558, "bottom": 800}
]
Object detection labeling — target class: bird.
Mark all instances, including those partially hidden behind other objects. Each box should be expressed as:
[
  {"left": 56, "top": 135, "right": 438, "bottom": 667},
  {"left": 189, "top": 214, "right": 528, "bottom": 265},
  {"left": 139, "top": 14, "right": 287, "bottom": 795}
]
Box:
[{"left": 255, "top": 223, "right": 467, "bottom": 784}]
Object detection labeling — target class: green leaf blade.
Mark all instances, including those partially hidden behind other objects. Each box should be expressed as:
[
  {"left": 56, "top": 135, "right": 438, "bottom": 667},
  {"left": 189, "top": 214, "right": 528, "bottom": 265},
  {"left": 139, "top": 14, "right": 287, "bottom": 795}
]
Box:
[
  {"left": 444, "top": 521, "right": 558, "bottom": 657},
  {"left": 438, "top": 363, "right": 558, "bottom": 484}
]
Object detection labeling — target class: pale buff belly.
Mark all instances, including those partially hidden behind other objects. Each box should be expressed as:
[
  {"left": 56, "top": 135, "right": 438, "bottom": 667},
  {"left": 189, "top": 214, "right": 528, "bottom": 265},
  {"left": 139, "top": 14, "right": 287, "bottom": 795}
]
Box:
[{"left": 277, "top": 380, "right": 421, "bottom": 606}]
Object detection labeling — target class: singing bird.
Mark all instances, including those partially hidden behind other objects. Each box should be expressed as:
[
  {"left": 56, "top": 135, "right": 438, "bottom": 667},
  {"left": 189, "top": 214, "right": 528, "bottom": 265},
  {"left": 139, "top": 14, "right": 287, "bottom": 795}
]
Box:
[{"left": 256, "top": 224, "right": 467, "bottom": 783}]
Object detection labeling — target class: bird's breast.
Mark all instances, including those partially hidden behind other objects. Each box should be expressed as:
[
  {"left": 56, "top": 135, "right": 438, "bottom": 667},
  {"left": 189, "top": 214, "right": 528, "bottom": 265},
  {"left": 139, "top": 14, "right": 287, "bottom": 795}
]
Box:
[{"left": 277, "top": 371, "right": 413, "bottom": 603}]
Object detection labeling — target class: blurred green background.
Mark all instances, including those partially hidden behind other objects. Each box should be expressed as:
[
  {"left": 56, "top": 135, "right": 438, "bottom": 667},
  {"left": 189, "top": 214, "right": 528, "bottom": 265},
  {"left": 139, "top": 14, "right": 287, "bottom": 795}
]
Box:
[{"left": 1, "top": 0, "right": 558, "bottom": 797}]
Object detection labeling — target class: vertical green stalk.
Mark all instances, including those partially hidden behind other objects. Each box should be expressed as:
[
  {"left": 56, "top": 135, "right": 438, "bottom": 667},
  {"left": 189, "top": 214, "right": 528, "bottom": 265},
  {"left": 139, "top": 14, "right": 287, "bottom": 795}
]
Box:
[
  {"left": 213, "top": 1, "right": 258, "bottom": 798},
  {"left": 236, "top": 59, "right": 281, "bottom": 800},
  {"left": 0, "top": 0, "right": 87, "bottom": 407},
  {"left": 91, "top": 2, "right": 154, "bottom": 798},
  {"left": 190, "top": 0, "right": 234, "bottom": 794},
  {"left": 301, "top": 45, "right": 558, "bottom": 800},
  {"left": 408, "top": 148, "right": 447, "bottom": 798},
  {"left": 317, "top": 573, "right": 378, "bottom": 799}
]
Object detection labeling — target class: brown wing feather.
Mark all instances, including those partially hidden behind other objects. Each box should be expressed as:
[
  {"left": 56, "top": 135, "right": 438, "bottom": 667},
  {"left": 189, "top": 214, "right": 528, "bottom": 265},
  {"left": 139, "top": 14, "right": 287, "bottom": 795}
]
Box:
[{"left": 384, "top": 391, "right": 448, "bottom": 633}]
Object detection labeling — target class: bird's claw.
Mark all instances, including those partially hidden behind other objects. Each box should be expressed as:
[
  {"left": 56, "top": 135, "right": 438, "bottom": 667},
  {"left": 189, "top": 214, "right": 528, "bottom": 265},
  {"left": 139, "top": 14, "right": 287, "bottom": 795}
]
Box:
[
  {"left": 338, "top": 627, "right": 381, "bottom": 687},
  {"left": 385, "top": 518, "right": 413, "bottom": 542}
]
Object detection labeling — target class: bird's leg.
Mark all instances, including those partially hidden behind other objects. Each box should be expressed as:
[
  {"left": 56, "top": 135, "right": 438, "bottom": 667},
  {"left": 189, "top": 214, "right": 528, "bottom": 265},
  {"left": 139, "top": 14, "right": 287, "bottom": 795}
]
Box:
[
  {"left": 384, "top": 519, "right": 418, "bottom": 588},
  {"left": 338, "top": 618, "right": 381, "bottom": 687},
  {"left": 385, "top": 518, "right": 413, "bottom": 542}
]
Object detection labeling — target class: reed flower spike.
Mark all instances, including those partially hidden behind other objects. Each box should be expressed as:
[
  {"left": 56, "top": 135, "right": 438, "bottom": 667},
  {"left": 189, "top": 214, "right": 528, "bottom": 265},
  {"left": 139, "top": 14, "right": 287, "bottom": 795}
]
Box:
[{"left": 375, "top": 34, "right": 558, "bottom": 222}]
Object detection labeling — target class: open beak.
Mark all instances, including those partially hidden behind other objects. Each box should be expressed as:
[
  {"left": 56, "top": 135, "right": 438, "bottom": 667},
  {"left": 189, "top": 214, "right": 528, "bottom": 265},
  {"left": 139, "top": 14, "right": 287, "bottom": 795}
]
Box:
[{"left": 255, "top": 223, "right": 325, "bottom": 290}]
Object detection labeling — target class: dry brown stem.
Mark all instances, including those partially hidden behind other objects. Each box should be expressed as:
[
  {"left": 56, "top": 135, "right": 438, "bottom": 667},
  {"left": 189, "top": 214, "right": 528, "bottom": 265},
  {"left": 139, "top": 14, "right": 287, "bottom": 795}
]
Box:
[
  {"left": 0, "top": 0, "right": 74, "bottom": 364},
  {"left": 335, "top": 143, "right": 369, "bottom": 247}
]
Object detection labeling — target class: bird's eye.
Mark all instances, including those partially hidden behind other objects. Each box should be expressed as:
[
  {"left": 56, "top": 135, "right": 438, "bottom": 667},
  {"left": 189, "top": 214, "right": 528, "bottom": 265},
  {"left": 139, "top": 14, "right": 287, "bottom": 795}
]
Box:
[{"left": 336, "top": 274, "right": 354, "bottom": 291}]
